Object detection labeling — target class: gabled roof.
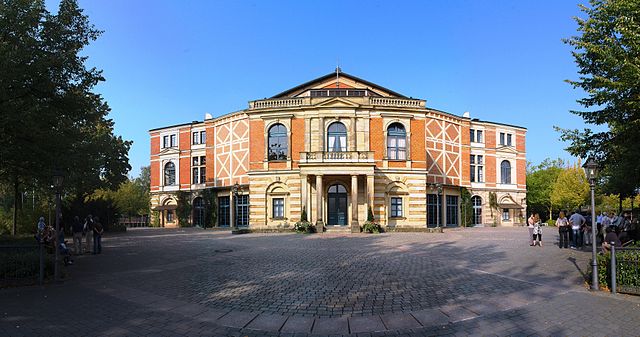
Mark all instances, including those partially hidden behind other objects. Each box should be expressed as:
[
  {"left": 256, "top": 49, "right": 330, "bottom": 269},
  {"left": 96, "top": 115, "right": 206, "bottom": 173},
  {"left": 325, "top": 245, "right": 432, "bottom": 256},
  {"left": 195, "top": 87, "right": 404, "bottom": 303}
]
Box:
[{"left": 271, "top": 69, "right": 408, "bottom": 98}]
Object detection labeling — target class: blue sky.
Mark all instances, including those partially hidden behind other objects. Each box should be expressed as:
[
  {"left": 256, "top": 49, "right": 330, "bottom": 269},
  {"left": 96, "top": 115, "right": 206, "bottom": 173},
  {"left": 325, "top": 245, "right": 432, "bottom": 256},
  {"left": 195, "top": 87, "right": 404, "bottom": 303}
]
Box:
[{"left": 47, "top": 0, "right": 589, "bottom": 177}]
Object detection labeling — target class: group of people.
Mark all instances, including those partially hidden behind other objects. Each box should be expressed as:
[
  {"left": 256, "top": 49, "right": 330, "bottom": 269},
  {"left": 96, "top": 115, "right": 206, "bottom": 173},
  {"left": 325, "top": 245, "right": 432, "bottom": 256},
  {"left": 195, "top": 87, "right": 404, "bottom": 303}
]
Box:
[
  {"left": 35, "top": 214, "right": 104, "bottom": 266},
  {"left": 527, "top": 210, "right": 636, "bottom": 252}
]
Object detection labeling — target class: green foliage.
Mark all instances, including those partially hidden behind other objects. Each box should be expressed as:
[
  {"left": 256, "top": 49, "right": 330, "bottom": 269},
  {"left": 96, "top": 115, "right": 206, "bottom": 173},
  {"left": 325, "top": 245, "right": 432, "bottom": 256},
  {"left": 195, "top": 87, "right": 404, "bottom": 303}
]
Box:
[
  {"left": 590, "top": 246, "right": 640, "bottom": 291},
  {"left": 175, "top": 191, "right": 192, "bottom": 227},
  {"left": 301, "top": 206, "right": 308, "bottom": 222},
  {"left": 293, "top": 219, "right": 315, "bottom": 233},
  {"left": 546, "top": 219, "right": 556, "bottom": 226},
  {"left": 460, "top": 188, "right": 474, "bottom": 227},
  {"left": 488, "top": 192, "right": 498, "bottom": 220},
  {"left": 0, "top": 0, "right": 131, "bottom": 234},
  {"left": 550, "top": 163, "right": 589, "bottom": 211},
  {"left": 527, "top": 159, "right": 565, "bottom": 221},
  {"left": 109, "top": 222, "right": 127, "bottom": 232},
  {"left": 202, "top": 189, "right": 217, "bottom": 228},
  {"left": 361, "top": 221, "right": 382, "bottom": 234},
  {"left": 0, "top": 249, "right": 54, "bottom": 285},
  {"left": 150, "top": 210, "right": 160, "bottom": 227},
  {"left": 367, "top": 206, "right": 374, "bottom": 222},
  {"left": 560, "top": 0, "right": 640, "bottom": 192}
]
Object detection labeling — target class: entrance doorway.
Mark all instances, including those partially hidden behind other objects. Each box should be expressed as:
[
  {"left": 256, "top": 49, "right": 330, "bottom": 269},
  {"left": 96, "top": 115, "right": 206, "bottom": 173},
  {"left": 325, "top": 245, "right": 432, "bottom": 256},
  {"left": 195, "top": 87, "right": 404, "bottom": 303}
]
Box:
[{"left": 327, "top": 184, "right": 348, "bottom": 226}]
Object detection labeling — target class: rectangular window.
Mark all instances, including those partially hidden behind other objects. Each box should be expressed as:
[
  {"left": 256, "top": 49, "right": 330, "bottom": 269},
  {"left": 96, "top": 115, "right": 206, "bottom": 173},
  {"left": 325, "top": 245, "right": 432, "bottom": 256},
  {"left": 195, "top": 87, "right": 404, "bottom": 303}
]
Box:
[
  {"left": 170, "top": 134, "right": 177, "bottom": 147},
  {"left": 218, "top": 197, "right": 230, "bottom": 227},
  {"left": 499, "top": 132, "right": 505, "bottom": 145},
  {"left": 477, "top": 130, "right": 483, "bottom": 143},
  {"left": 166, "top": 210, "right": 174, "bottom": 222},
  {"left": 427, "top": 194, "right": 441, "bottom": 228},
  {"left": 192, "top": 168, "right": 199, "bottom": 184},
  {"left": 470, "top": 129, "right": 475, "bottom": 142},
  {"left": 272, "top": 198, "right": 284, "bottom": 218},
  {"left": 390, "top": 197, "right": 403, "bottom": 218},
  {"left": 192, "top": 157, "right": 200, "bottom": 166},
  {"left": 200, "top": 156, "right": 206, "bottom": 165},
  {"left": 163, "top": 135, "right": 169, "bottom": 148},
  {"left": 192, "top": 132, "right": 199, "bottom": 144},
  {"left": 470, "top": 155, "right": 484, "bottom": 183},
  {"left": 200, "top": 131, "right": 206, "bottom": 144},
  {"left": 235, "top": 195, "right": 249, "bottom": 227},
  {"left": 502, "top": 209, "right": 510, "bottom": 221},
  {"left": 200, "top": 168, "right": 206, "bottom": 185},
  {"left": 446, "top": 196, "right": 459, "bottom": 227},
  {"left": 507, "top": 134, "right": 512, "bottom": 146}
]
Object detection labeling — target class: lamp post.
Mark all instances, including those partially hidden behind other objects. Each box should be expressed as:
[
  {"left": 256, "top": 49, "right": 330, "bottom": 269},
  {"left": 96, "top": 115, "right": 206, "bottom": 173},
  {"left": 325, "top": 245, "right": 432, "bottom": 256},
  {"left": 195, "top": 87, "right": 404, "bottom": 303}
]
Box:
[
  {"left": 231, "top": 182, "right": 241, "bottom": 229},
  {"left": 52, "top": 170, "right": 64, "bottom": 282},
  {"left": 582, "top": 158, "right": 599, "bottom": 291},
  {"left": 431, "top": 183, "right": 443, "bottom": 228}
]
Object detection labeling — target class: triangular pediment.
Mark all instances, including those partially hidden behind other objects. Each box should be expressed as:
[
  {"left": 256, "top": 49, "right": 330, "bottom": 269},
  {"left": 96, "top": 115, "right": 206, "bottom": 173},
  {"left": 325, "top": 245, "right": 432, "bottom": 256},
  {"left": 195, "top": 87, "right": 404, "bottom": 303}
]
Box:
[
  {"left": 271, "top": 69, "right": 408, "bottom": 99},
  {"left": 497, "top": 145, "right": 518, "bottom": 154},
  {"left": 159, "top": 147, "right": 180, "bottom": 155},
  {"left": 314, "top": 97, "right": 361, "bottom": 108}
]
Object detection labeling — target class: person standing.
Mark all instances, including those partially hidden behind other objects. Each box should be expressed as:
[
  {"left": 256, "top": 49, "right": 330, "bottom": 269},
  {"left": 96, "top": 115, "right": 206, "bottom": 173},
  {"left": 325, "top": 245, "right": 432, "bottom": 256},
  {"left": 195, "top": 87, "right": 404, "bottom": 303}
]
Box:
[
  {"left": 532, "top": 213, "right": 543, "bottom": 247},
  {"left": 556, "top": 211, "right": 570, "bottom": 248},
  {"left": 83, "top": 215, "right": 94, "bottom": 254},
  {"left": 528, "top": 214, "right": 536, "bottom": 246},
  {"left": 92, "top": 216, "right": 104, "bottom": 254},
  {"left": 71, "top": 216, "right": 84, "bottom": 255},
  {"left": 569, "top": 210, "right": 586, "bottom": 249}
]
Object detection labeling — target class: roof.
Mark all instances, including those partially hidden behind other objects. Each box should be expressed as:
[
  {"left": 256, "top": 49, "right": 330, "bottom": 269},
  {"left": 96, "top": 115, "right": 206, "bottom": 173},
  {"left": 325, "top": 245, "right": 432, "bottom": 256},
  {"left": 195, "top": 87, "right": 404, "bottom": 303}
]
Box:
[{"left": 271, "top": 69, "right": 408, "bottom": 98}]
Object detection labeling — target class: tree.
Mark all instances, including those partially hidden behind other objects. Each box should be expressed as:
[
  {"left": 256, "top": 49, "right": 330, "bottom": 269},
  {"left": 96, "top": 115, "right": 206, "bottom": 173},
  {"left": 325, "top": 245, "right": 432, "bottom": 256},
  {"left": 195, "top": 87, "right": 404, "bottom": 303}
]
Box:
[
  {"left": 526, "top": 158, "right": 564, "bottom": 221},
  {"left": 488, "top": 192, "right": 499, "bottom": 225},
  {"left": 0, "top": 0, "right": 131, "bottom": 234},
  {"left": 550, "top": 163, "right": 590, "bottom": 212},
  {"left": 559, "top": 0, "right": 640, "bottom": 192},
  {"left": 459, "top": 187, "right": 473, "bottom": 227}
]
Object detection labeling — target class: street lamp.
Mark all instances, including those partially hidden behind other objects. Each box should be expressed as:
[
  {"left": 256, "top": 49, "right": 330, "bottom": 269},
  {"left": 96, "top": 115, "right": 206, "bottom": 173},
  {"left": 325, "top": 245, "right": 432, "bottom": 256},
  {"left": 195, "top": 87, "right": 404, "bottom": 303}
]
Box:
[
  {"left": 52, "top": 170, "right": 64, "bottom": 282},
  {"left": 582, "top": 157, "right": 599, "bottom": 291},
  {"left": 231, "top": 182, "right": 242, "bottom": 229}
]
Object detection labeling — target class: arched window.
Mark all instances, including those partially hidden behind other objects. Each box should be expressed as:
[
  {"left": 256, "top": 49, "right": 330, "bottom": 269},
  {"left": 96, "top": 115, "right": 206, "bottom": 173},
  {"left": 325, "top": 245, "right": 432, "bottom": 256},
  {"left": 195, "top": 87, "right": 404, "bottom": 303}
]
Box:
[
  {"left": 164, "top": 162, "right": 176, "bottom": 186},
  {"left": 193, "top": 197, "right": 205, "bottom": 227},
  {"left": 387, "top": 123, "right": 406, "bottom": 160},
  {"left": 327, "top": 122, "right": 347, "bottom": 152},
  {"left": 268, "top": 123, "right": 288, "bottom": 161},
  {"left": 501, "top": 160, "right": 511, "bottom": 184},
  {"left": 472, "top": 196, "right": 482, "bottom": 226}
]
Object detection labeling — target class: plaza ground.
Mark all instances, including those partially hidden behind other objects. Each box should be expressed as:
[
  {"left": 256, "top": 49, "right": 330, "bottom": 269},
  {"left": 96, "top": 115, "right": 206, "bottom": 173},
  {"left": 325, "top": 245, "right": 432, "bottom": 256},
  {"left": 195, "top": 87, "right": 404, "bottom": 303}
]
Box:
[{"left": 1, "top": 227, "right": 639, "bottom": 336}]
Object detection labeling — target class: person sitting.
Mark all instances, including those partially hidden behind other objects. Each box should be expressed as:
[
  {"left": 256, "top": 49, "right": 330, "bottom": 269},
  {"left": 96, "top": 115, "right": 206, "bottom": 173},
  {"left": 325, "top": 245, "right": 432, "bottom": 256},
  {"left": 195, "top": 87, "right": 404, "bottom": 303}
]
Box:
[
  {"left": 602, "top": 227, "right": 622, "bottom": 253},
  {"left": 57, "top": 227, "right": 74, "bottom": 266}
]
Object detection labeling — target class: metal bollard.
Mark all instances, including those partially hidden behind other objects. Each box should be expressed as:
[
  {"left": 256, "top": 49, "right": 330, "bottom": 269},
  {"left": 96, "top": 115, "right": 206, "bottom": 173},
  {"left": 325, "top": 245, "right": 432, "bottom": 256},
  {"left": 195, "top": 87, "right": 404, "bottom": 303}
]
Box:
[{"left": 610, "top": 243, "right": 616, "bottom": 295}]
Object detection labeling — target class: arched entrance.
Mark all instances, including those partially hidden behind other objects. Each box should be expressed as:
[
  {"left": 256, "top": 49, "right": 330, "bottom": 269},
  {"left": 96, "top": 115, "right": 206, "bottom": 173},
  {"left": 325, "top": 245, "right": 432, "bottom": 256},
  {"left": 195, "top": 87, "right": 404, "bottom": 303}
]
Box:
[
  {"left": 193, "top": 197, "right": 205, "bottom": 228},
  {"left": 327, "top": 184, "right": 348, "bottom": 226}
]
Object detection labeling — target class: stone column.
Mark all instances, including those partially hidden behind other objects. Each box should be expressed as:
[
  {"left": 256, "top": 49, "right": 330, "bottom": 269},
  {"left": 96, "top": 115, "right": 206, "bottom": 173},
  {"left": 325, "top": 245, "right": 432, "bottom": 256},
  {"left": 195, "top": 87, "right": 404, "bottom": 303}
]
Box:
[
  {"left": 351, "top": 175, "right": 359, "bottom": 233},
  {"left": 441, "top": 188, "right": 447, "bottom": 227},
  {"left": 350, "top": 117, "right": 357, "bottom": 151},
  {"left": 315, "top": 175, "right": 324, "bottom": 231},
  {"left": 319, "top": 117, "right": 325, "bottom": 152},
  {"left": 367, "top": 174, "right": 375, "bottom": 216},
  {"left": 301, "top": 174, "right": 308, "bottom": 221},
  {"left": 229, "top": 190, "right": 235, "bottom": 228}
]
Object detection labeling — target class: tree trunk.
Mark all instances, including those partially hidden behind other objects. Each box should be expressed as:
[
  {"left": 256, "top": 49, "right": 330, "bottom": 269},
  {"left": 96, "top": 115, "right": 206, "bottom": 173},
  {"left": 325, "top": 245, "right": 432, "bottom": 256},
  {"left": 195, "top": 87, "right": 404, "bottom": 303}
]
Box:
[{"left": 12, "top": 180, "right": 19, "bottom": 236}]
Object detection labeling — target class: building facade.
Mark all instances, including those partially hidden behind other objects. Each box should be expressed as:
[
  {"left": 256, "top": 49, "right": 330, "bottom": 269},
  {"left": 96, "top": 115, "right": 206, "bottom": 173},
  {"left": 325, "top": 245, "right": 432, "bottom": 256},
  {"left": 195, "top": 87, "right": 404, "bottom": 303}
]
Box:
[{"left": 149, "top": 70, "right": 527, "bottom": 230}]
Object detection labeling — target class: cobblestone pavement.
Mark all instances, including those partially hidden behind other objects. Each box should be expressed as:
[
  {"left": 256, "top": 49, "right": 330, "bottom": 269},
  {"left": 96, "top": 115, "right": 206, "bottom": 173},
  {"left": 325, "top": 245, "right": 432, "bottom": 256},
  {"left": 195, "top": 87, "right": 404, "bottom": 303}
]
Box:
[{"left": 2, "top": 227, "right": 639, "bottom": 336}]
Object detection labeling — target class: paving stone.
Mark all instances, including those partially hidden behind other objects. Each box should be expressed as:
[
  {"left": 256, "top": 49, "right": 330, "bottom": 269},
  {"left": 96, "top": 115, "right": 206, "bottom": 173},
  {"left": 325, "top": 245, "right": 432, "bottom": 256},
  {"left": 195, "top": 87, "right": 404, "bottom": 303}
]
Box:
[
  {"left": 215, "top": 310, "right": 258, "bottom": 328},
  {"left": 380, "top": 313, "right": 422, "bottom": 330},
  {"left": 439, "top": 305, "right": 478, "bottom": 322},
  {"left": 410, "top": 309, "right": 450, "bottom": 327},
  {"left": 311, "top": 316, "right": 349, "bottom": 335},
  {"left": 349, "top": 315, "right": 387, "bottom": 333},
  {"left": 280, "top": 315, "right": 315, "bottom": 333},
  {"left": 245, "top": 313, "right": 288, "bottom": 331}
]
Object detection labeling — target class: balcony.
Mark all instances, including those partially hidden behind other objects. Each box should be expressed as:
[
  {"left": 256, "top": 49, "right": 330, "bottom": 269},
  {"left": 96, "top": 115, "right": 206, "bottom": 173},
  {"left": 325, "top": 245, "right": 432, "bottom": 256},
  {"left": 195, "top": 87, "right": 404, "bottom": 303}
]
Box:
[
  {"left": 299, "top": 151, "right": 374, "bottom": 165},
  {"left": 248, "top": 96, "right": 426, "bottom": 110}
]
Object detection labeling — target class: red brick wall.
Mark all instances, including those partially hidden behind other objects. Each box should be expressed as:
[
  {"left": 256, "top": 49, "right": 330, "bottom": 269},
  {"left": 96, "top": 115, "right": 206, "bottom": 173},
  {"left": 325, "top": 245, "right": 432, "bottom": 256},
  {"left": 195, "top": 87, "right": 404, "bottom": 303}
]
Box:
[
  {"left": 179, "top": 127, "right": 190, "bottom": 150},
  {"left": 206, "top": 124, "right": 215, "bottom": 186},
  {"left": 517, "top": 158, "right": 526, "bottom": 187},
  {"left": 250, "top": 119, "right": 265, "bottom": 170},
  {"left": 369, "top": 118, "right": 384, "bottom": 165},
  {"left": 516, "top": 130, "right": 526, "bottom": 152},
  {"left": 150, "top": 160, "right": 159, "bottom": 191},
  {"left": 291, "top": 118, "right": 304, "bottom": 164},
  {"left": 180, "top": 157, "right": 190, "bottom": 188},
  {"left": 410, "top": 119, "right": 426, "bottom": 169},
  {"left": 460, "top": 121, "right": 471, "bottom": 186},
  {"left": 485, "top": 155, "right": 496, "bottom": 187}
]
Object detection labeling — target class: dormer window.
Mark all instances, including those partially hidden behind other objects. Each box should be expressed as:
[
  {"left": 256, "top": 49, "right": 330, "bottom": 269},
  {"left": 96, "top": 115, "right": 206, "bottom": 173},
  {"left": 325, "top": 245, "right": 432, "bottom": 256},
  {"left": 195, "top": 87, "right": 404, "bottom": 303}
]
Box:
[{"left": 310, "top": 89, "right": 374, "bottom": 97}]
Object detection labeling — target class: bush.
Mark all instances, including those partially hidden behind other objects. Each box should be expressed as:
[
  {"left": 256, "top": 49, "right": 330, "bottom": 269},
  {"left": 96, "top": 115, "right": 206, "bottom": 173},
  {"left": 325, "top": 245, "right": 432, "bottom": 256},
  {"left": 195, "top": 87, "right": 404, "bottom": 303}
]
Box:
[
  {"left": 589, "top": 244, "right": 640, "bottom": 291},
  {"left": 293, "top": 220, "right": 316, "bottom": 234},
  {"left": 361, "top": 221, "right": 382, "bottom": 234},
  {"left": 546, "top": 219, "right": 556, "bottom": 226},
  {"left": 109, "top": 222, "right": 127, "bottom": 232}
]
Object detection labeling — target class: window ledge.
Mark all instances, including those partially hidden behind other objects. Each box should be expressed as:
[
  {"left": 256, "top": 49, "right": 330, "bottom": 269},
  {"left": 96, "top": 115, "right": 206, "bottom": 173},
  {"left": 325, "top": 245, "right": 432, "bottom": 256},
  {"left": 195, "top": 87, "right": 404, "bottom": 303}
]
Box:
[
  {"left": 270, "top": 217, "right": 288, "bottom": 221},
  {"left": 389, "top": 216, "right": 406, "bottom": 220}
]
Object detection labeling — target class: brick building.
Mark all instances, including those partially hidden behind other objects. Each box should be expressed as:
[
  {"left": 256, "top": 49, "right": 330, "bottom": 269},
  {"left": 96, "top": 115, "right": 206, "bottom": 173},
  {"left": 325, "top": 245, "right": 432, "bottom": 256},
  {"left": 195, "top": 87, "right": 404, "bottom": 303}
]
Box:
[{"left": 149, "top": 69, "right": 527, "bottom": 230}]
